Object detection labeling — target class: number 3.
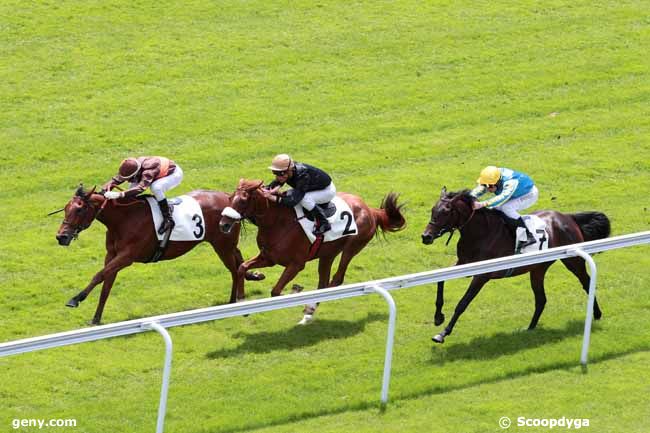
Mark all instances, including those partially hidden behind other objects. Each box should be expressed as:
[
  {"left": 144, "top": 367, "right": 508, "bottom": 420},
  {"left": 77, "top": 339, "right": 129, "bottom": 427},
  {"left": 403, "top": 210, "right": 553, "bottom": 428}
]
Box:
[{"left": 192, "top": 214, "right": 204, "bottom": 238}]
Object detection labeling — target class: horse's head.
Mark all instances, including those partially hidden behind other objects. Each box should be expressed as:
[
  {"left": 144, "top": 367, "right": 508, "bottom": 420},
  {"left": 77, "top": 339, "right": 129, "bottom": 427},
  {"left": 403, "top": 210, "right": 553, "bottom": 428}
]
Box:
[
  {"left": 55, "top": 184, "right": 100, "bottom": 246},
  {"left": 421, "top": 187, "right": 475, "bottom": 245},
  {"left": 219, "top": 179, "right": 265, "bottom": 234}
]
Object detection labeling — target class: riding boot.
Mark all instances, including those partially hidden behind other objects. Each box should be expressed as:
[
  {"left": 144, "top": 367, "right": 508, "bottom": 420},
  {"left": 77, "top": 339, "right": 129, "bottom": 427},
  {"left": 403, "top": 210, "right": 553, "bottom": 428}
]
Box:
[
  {"left": 311, "top": 206, "right": 331, "bottom": 235},
  {"left": 157, "top": 199, "right": 175, "bottom": 235},
  {"left": 517, "top": 217, "right": 536, "bottom": 248}
]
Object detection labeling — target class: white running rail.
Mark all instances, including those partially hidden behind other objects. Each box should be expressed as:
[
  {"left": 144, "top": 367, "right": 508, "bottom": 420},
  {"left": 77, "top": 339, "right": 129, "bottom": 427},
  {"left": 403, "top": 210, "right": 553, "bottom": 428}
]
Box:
[{"left": 1, "top": 231, "right": 649, "bottom": 432}]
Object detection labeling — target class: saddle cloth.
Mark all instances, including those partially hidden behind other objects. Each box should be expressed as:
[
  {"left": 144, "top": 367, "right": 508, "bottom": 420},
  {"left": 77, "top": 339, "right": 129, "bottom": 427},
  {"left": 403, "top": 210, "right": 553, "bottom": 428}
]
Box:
[
  {"left": 145, "top": 195, "right": 206, "bottom": 241},
  {"left": 294, "top": 196, "right": 358, "bottom": 243},
  {"left": 517, "top": 215, "right": 549, "bottom": 253}
]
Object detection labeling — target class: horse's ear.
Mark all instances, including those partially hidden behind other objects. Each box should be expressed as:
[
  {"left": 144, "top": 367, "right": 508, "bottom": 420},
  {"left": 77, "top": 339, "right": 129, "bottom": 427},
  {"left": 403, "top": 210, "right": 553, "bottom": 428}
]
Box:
[
  {"left": 440, "top": 186, "right": 447, "bottom": 198},
  {"left": 75, "top": 183, "right": 85, "bottom": 197}
]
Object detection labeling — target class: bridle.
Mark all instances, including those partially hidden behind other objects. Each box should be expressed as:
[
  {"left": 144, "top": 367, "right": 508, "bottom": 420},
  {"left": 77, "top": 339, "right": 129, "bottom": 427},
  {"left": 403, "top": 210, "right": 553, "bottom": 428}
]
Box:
[
  {"left": 428, "top": 197, "right": 477, "bottom": 245},
  {"left": 61, "top": 197, "right": 99, "bottom": 239}
]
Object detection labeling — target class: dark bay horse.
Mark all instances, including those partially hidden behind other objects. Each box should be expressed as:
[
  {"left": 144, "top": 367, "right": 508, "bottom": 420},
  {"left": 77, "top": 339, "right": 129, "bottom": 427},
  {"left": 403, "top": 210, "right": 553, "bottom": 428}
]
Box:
[
  {"left": 421, "top": 187, "right": 610, "bottom": 343},
  {"left": 55, "top": 185, "right": 264, "bottom": 324},
  {"left": 218, "top": 179, "right": 406, "bottom": 323}
]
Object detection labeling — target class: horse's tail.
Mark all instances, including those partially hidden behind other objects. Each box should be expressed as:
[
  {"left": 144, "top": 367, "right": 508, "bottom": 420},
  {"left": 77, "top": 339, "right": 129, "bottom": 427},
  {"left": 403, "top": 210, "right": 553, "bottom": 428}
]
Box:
[
  {"left": 371, "top": 192, "right": 406, "bottom": 234},
  {"left": 570, "top": 212, "right": 611, "bottom": 241}
]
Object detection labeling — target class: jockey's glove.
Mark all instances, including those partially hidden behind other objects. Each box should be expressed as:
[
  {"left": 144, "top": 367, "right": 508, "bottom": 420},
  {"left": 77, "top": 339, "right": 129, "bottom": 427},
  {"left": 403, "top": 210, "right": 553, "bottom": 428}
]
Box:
[{"left": 104, "top": 191, "right": 123, "bottom": 200}]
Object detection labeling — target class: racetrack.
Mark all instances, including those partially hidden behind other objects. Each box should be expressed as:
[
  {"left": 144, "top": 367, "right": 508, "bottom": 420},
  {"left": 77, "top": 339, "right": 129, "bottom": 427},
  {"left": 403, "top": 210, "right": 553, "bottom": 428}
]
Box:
[{"left": 1, "top": 1, "right": 649, "bottom": 432}]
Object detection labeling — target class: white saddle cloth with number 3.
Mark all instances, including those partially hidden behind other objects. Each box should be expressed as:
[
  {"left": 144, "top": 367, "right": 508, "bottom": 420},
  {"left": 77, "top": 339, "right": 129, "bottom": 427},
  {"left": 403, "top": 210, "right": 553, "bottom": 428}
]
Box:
[
  {"left": 294, "top": 196, "right": 358, "bottom": 243},
  {"left": 146, "top": 196, "right": 206, "bottom": 241}
]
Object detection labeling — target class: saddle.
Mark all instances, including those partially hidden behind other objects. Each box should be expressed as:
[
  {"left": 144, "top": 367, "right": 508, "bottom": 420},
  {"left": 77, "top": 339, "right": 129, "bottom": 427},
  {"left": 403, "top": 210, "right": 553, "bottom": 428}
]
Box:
[{"left": 300, "top": 202, "right": 336, "bottom": 220}]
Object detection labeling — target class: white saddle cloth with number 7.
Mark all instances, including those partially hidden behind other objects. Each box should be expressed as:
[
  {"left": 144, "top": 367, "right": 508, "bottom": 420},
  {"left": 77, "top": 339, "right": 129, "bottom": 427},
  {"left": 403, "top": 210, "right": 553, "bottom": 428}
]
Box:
[
  {"left": 294, "top": 196, "right": 358, "bottom": 243},
  {"left": 145, "top": 195, "right": 206, "bottom": 241},
  {"left": 517, "top": 214, "right": 549, "bottom": 253}
]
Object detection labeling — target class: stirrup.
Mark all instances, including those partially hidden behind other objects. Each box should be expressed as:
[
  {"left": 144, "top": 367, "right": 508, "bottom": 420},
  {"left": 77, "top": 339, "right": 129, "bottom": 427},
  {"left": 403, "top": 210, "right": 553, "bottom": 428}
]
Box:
[
  {"left": 312, "top": 222, "right": 331, "bottom": 235},
  {"left": 158, "top": 219, "right": 175, "bottom": 235}
]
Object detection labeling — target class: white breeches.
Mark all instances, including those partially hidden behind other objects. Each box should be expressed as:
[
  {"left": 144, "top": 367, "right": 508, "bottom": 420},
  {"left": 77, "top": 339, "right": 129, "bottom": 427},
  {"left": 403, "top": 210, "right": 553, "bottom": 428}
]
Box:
[
  {"left": 499, "top": 186, "right": 539, "bottom": 225},
  {"left": 300, "top": 182, "right": 337, "bottom": 211},
  {"left": 149, "top": 165, "right": 184, "bottom": 201}
]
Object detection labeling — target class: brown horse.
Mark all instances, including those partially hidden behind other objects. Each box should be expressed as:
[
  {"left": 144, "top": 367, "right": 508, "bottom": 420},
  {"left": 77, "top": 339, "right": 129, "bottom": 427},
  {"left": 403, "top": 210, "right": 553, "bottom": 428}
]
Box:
[
  {"left": 218, "top": 179, "right": 406, "bottom": 323},
  {"left": 421, "top": 187, "right": 610, "bottom": 343},
  {"left": 55, "top": 185, "right": 264, "bottom": 324}
]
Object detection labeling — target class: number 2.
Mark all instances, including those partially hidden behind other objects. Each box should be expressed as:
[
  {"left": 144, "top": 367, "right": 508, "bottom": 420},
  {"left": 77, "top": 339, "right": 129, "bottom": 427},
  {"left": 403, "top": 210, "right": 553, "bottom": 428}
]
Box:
[{"left": 340, "top": 211, "right": 356, "bottom": 235}]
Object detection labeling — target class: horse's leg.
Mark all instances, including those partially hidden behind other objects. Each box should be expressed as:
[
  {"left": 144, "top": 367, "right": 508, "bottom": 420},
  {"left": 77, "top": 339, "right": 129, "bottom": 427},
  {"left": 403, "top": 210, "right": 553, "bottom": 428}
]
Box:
[
  {"left": 66, "top": 249, "right": 116, "bottom": 308},
  {"left": 89, "top": 254, "right": 134, "bottom": 325},
  {"left": 211, "top": 244, "right": 245, "bottom": 303},
  {"left": 561, "top": 257, "right": 602, "bottom": 319},
  {"left": 271, "top": 262, "right": 305, "bottom": 297},
  {"left": 434, "top": 259, "right": 462, "bottom": 326},
  {"left": 434, "top": 281, "right": 445, "bottom": 326},
  {"left": 433, "top": 275, "right": 489, "bottom": 344},
  {"left": 237, "top": 253, "right": 274, "bottom": 284},
  {"left": 329, "top": 239, "right": 371, "bottom": 287},
  {"left": 300, "top": 255, "right": 336, "bottom": 323},
  {"left": 233, "top": 247, "right": 265, "bottom": 281},
  {"left": 528, "top": 266, "right": 550, "bottom": 330}
]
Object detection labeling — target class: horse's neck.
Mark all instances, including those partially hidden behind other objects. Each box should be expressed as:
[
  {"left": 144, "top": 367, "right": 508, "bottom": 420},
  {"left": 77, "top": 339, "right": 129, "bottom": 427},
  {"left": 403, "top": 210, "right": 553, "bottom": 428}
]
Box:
[
  {"left": 254, "top": 198, "right": 294, "bottom": 229},
  {"left": 93, "top": 196, "right": 145, "bottom": 229},
  {"left": 458, "top": 210, "right": 512, "bottom": 257}
]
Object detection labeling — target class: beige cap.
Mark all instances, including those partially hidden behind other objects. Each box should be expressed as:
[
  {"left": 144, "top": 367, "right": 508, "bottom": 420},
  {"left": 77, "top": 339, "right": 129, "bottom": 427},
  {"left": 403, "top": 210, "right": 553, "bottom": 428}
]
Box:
[{"left": 268, "top": 154, "right": 293, "bottom": 171}]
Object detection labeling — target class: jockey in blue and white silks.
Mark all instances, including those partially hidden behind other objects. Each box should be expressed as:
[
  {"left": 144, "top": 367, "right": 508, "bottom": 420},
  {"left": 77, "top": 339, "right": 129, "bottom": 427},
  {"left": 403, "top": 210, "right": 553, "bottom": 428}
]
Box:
[{"left": 470, "top": 166, "right": 538, "bottom": 249}]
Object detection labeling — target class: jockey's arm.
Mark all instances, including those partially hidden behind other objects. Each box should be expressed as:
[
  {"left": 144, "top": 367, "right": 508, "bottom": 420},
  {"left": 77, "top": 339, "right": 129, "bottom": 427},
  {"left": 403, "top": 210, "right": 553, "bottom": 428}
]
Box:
[
  {"left": 277, "top": 188, "right": 305, "bottom": 207},
  {"left": 470, "top": 185, "right": 487, "bottom": 198},
  {"left": 482, "top": 179, "right": 518, "bottom": 208},
  {"left": 121, "top": 168, "right": 159, "bottom": 198}
]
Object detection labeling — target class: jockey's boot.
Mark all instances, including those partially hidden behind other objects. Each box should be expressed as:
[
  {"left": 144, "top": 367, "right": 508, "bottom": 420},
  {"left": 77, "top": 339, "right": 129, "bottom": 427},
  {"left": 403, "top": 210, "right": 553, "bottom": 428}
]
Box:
[
  {"left": 157, "top": 199, "right": 175, "bottom": 235},
  {"left": 517, "top": 217, "right": 536, "bottom": 248},
  {"left": 311, "top": 206, "right": 331, "bottom": 235}
]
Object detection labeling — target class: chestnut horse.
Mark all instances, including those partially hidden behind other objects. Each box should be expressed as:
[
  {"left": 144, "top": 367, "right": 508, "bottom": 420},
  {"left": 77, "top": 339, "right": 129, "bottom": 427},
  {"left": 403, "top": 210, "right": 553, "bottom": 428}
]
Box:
[
  {"left": 421, "top": 187, "right": 610, "bottom": 343},
  {"left": 55, "top": 185, "right": 263, "bottom": 324},
  {"left": 218, "top": 179, "right": 406, "bottom": 323}
]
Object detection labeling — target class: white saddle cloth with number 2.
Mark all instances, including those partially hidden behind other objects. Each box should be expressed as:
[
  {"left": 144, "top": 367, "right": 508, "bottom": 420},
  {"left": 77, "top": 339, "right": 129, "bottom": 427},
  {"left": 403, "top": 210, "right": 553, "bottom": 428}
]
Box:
[
  {"left": 145, "top": 195, "right": 206, "bottom": 241},
  {"left": 517, "top": 214, "right": 549, "bottom": 253},
  {"left": 294, "top": 196, "right": 358, "bottom": 243}
]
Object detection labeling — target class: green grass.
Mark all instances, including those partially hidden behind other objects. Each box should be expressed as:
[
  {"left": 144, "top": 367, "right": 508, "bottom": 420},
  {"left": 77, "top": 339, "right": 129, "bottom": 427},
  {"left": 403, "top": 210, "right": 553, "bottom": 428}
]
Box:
[{"left": 1, "top": 0, "right": 649, "bottom": 432}]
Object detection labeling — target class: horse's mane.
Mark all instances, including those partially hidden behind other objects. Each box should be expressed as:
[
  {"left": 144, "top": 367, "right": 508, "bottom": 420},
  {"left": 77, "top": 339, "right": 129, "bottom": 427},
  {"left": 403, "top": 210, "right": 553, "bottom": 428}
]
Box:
[
  {"left": 445, "top": 188, "right": 506, "bottom": 224},
  {"left": 238, "top": 179, "right": 265, "bottom": 191},
  {"left": 444, "top": 189, "right": 475, "bottom": 207}
]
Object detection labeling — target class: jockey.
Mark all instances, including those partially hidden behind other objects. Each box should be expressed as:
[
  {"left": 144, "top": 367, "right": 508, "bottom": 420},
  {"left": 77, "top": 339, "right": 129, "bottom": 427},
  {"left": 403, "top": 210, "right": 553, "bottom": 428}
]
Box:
[
  {"left": 470, "top": 166, "right": 538, "bottom": 250},
  {"left": 262, "top": 154, "right": 336, "bottom": 235},
  {"left": 103, "top": 156, "right": 183, "bottom": 235}
]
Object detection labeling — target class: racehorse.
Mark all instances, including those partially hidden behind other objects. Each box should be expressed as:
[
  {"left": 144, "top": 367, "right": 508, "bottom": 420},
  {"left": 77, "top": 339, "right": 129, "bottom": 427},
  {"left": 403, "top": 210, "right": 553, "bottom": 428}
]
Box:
[
  {"left": 218, "top": 179, "right": 406, "bottom": 323},
  {"left": 54, "top": 184, "right": 264, "bottom": 324},
  {"left": 421, "top": 187, "right": 610, "bottom": 343}
]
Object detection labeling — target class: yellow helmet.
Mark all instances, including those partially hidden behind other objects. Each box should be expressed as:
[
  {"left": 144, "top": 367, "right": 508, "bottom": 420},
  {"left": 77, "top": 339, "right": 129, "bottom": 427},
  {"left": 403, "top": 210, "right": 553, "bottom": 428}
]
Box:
[
  {"left": 477, "top": 166, "right": 501, "bottom": 185},
  {"left": 268, "top": 154, "right": 293, "bottom": 171}
]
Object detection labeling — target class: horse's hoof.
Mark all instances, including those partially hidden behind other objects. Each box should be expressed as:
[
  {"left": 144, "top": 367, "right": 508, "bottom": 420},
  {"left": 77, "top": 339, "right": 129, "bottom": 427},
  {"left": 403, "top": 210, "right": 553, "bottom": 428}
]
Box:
[
  {"left": 298, "top": 314, "right": 314, "bottom": 325},
  {"left": 291, "top": 284, "right": 304, "bottom": 294},
  {"left": 245, "top": 271, "right": 265, "bottom": 281},
  {"left": 434, "top": 314, "right": 445, "bottom": 326},
  {"left": 87, "top": 320, "right": 101, "bottom": 326},
  {"left": 432, "top": 334, "right": 445, "bottom": 344},
  {"left": 66, "top": 299, "right": 79, "bottom": 308}
]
